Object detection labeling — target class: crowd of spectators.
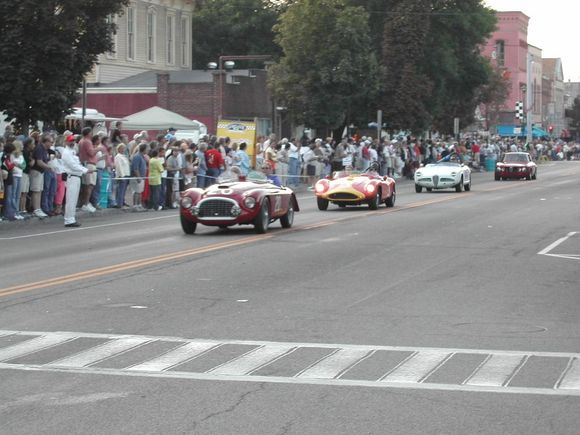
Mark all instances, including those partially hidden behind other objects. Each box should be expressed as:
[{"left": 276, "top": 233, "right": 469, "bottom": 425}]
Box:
[{"left": 1, "top": 123, "right": 578, "bottom": 225}]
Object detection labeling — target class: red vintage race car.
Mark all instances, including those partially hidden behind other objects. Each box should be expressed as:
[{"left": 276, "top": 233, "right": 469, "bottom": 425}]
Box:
[
  {"left": 179, "top": 178, "right": 299, "bottom": 234},
  {"left": 495, "top": 152, "right": 537, "bottom": 180},
  {"left": 314, "top": 164, "right": 396, "bottom": 210}
]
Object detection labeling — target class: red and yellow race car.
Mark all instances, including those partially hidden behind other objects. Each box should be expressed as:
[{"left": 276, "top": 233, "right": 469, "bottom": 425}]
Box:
[{"left": 314, "top": 165, "right": 396, "bottom": 210}]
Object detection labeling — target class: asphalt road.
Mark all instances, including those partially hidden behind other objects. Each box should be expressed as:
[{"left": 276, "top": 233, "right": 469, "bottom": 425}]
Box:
[{"left": 1, "top": 162, "right": 579, "bottom": 435}]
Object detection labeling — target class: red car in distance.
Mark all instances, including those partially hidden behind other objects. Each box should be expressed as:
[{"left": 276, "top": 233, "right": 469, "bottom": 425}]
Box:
[
  {"left": 180, "top": 179, "right": 299, "bottom": 234},
  {"left": 495, "top": 152, "right": 537, "bottom": 181}
]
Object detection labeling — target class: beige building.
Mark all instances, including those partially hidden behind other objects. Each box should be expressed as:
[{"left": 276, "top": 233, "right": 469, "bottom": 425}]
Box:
[
  {"left": 542, "top": 58, "right": 566, "bottom": 135},
  {"left": 527, "top": 45, "right": 543, "bottom": 127},
  {"left": 87, "top": 0, "right": 195, "bottom": 84}
]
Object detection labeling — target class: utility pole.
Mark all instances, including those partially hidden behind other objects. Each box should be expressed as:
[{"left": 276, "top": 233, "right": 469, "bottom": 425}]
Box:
[{"left": 526, "top": 52, "right": 533, "bottom": 146}]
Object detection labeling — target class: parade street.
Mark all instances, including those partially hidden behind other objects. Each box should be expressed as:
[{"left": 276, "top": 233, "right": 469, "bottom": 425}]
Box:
[{"left": 1, "top": 162, "right": 579, "bottom": 435}]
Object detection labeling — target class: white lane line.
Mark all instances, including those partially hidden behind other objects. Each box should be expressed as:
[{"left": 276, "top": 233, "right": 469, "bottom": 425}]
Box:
[
  {"left": 0, "top": 334, "right": 74, "bottom": 362},
  {"left": 380, "top": 350, "right": 452, "bottom": 383},
  {"left": 0, "top": 215, "right": 178, "bottom": 241},
  {"left": 464, "top": 354, "right": 527, "bottom": 387},
  {"left": 208, "top": 344, "right": 296, "bottom": 376},
  {"left": 45, "top": 337, "right": 151, "bottom": 368},
  {"left": 127, "top": 341, "right": 220, "bottom": 372},
  {"left": 556, "top": 357, "right": 580, "bottom": 390},
  {"left": 538, "top": 232, "right": 578, "bottom": 255},
  {"left": 2, "top": 363, "right": 580, "bottom": 396},
  {"left": 296, "top": 349, "right": 371, "bottom": 379}
]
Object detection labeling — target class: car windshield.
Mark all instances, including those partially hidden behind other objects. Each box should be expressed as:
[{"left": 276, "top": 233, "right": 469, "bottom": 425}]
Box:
[
  {"left": 332, "top": 170, "right": 363, "bottom": 179},
  {"left": 428, "top": 162, "right": 461, "bottom": 167},
  {"left": 504, "top": 154, "right": 529, "bottom": 163}
]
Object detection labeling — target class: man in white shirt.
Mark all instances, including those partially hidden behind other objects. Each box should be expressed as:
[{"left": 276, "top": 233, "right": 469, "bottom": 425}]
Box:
[{"left": 61, "top": 135, "right": 90, "bottom": 227}]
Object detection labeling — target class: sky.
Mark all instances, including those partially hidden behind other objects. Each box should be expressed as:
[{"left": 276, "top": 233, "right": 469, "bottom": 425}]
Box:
[{"left": 484, "top": 0, "right": 578, "bottom": 81}]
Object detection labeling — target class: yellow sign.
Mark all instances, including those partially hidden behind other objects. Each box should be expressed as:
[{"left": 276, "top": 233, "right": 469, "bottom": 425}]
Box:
[{"left": 217, "top": 120, "right": 257, "bottom": 162}]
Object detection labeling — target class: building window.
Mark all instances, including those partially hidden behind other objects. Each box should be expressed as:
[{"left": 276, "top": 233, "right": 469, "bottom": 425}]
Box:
[
  {"left": 495, "top": 40, "right": 505, "bottom": 67},
  {"left": 147, "top": 8, "right": 157, "bottom": 63},
  {"left": 167, "top": 15, "right": 175, "bottom": 65},
  {"left": 127, "top": 6, "right": 135, "bottom": 60},
  {"left": 105, "top": 15, "right": 117, "bottom": 59},
  {"left": 181, "top": 16, "right": 189, "bottom": 67}
]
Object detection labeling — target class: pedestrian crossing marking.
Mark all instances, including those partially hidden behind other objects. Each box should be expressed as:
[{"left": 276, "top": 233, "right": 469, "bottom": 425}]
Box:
[
  {"left": 297, "top": 349, "right": 372, "bottom": 379},
  {"left": 127, "top": 341, "right": 220, "bottom": 372},
  {"left": 464, "top": 354, "right": 528, "bottom": 387},
  {"left": 380, "top": 350, "right": 452, "bottom": 383},
  {"left": 1, "top": 330, "right": 579, "bottom": 396}
]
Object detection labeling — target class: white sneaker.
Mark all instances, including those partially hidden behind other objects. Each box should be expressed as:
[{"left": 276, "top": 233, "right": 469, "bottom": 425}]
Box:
[
  {"left": 14, "top": 214, "right": 24, "bottom": 221},
  {"left": 81, "top": 204, "right": 96, "bottom": 213},
  {"left": 33, "top": 209, "right": 48, "bottom": 218}
]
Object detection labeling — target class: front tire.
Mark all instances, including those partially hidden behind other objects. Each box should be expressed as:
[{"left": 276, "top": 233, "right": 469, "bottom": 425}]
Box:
[
  {"left": 455, "top": 177, "right": 464, "bottom": 192},
  {"left": 495, "top": 173, "right": 500, "bottom": 181},
  {"left": 368, "top": 189, "right": 380, "bottom": 210},
  {"left": 317, "top": 197, "right": 329, "bottom": 211},
  {"left": 254, "top": 198, "right": 270, "bottom": 234},
  {"left": 464, "top": 180, "right": 471, "bottom": 191},
  {"left": 415, "top": 184, "right": 423, "bottom": 193},
  {"left": 532, "top": 171, "right": 537, "bottom": 180},
  {"left": 180, "top": 214, "right": 197, "bottom": 234},
  {"left": 385, "top": 188, "right": 396, "bottom": 207},
  {"left": 280, "top": 204, "right": 294, "bottom": 228}
]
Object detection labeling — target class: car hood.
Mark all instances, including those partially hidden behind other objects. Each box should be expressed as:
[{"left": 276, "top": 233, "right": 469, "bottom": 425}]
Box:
[
  {"left": 415, "top": 165, "right": 463, "bottom": 176},
  {"left": 328, "top": 176, "right": 373, "bottom": 190},
  {"left": 202, "top": 181, "right": 283, "bottom": 197}
]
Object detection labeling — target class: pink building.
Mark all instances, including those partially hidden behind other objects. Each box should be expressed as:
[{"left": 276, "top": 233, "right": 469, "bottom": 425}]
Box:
[{"left": 482, "top": 11, "right": 530, "bottom": 124}]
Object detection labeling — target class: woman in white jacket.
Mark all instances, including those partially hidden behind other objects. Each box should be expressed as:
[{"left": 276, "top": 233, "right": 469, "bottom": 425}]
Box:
[{"left": 114, "top": 143, "right": 131, "bottom": 208}]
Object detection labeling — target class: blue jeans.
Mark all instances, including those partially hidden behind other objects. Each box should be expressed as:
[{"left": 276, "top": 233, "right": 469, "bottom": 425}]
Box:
[
  {"left": 3, "top": 183, "right": 16, "bottom": 220},
  {"left": 197, "top": 171, "right": 207, "bottom": 189},
  {"left": 206, "top": 168, "right": 220, "bottom": 186},
  {"left": 41, "top": 170, "right": 56, "bottom": 214},
  {"left": 116, "top": 177, "right": 129, "bottom": 206},
  {"left": 9, "top": 176, "right": 21, "bottom": 216},
  {"left": 149, "top": 184, "right": 161, "bottom": 209},
  {"left": 91, "top": 168, "right": 103, "bottom": 206},
  {"left": 288, "top": 157, "right": 300, "bottom": 186}
]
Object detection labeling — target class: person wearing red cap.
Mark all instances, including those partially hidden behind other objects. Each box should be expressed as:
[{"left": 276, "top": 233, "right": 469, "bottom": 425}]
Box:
[{"left": 60, "top": 134, "right": 92, "bottom": 227}]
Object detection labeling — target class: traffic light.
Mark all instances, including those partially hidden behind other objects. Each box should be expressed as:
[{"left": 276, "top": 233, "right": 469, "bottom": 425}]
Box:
[
  {"left": 548, "top": 125, "right": 554, "bottom": 134},
  {"left": 515, "top": 101, "right": 524, "bottom": 120}
]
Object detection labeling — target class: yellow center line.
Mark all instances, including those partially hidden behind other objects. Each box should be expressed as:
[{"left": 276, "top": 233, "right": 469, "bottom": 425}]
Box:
[
  {"left": 0, "top": 182, "right": 531, "bottom": 298},
  {"left": 0, "top": 235, "right": 272, "bottom": 298}
]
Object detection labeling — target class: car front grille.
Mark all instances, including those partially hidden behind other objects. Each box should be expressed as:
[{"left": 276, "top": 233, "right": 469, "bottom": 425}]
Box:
[
  {"left": 329, "top": 192, "right": 359, "bottom": 200},
  {"left": 199, "top": 199, "right": 235, "bottom": 218}
]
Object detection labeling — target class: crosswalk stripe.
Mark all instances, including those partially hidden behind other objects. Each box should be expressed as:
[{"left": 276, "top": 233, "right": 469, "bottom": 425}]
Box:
[
  {"left": 45, "top": 337, "right": 151, "bottom": 368},
  {"left": 380, "top": 350, "right": 452, "bottom": 383},
  {"left": 464, "top": 354, "right": 527, "bottom": 387},
  {"left": 127, "top": 341, "right": 220, "bottom": 372},
  {"left": 0, "top": 334, "right": 73, "bottom": 362},
  {"left": 207, "top": 344, "right": 296, "bottom": 376},
  {"left": 557, "top": 357, "right": 580, "bottom": 390},
  {"left": 296, "top": 349, "right": 371, "bottom": 379}
]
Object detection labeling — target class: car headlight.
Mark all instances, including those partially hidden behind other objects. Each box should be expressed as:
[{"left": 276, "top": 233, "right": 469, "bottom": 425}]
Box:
[
  {"left": 315, "top": 182, "right": 328, "bottom": 193},
  {"left": 415, "top": 172, "right": 422, "bottom": 177},
  {"left": 244, "top": 196, "right": 257, "bottom": 209},
  {"left": 365, "top": 184, "right": 375, "bottom": 193},
  {"left": 451, "top": 172, "right": 457, "bottom": 176},
  {"left": 181, "top": 197, "right": 193, "bottom": 209}
]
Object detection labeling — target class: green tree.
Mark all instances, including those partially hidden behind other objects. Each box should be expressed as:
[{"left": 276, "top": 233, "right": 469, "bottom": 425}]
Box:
[
  {"left": 0, "top": 0, "right": 128, "bottom": 130},
  {"left": 478, "top": 64, "right": 510, "bottom": 131},
  {"left": 381, "top": 0, "right": 433, "bottom": 132},
  {"left": 190, "top": 0, "right": 283, "bottom": 69},
  {"left": 269, "top": 0, "right": 382, "bottom": 131},
  {"left": 380, "top": 0, "right": 496, "bottom": 133}
]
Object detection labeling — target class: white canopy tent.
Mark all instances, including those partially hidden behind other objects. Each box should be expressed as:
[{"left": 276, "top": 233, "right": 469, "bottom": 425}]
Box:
[{"left": 122, "top": 106, "right": 206, "bottom": 132}]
